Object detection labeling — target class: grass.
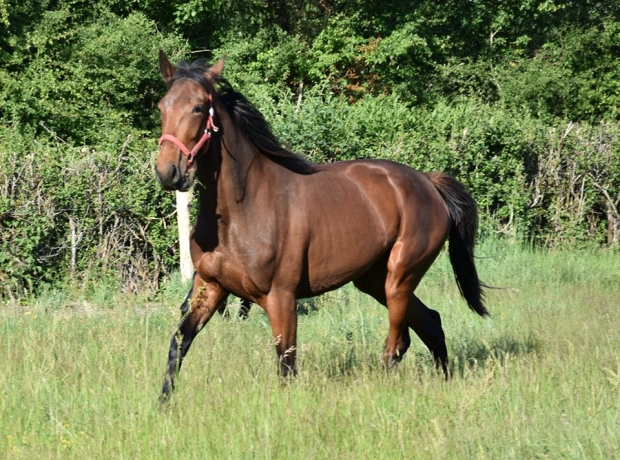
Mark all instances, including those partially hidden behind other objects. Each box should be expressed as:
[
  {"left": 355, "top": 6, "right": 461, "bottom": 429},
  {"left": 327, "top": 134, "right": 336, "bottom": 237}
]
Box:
[{"left": 1, "top": 240, "right": 619, "bottom": 459}]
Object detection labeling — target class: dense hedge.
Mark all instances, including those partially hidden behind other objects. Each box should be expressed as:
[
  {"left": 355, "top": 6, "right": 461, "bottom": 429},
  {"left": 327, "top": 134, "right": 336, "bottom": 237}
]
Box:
[
  {"left": 0, "top": 129, "right": 176, "bottom": 298},
  {"left": 241, "top": 84, "right": 619, "bottom": 245},
  {"left": 1, "top": 1, "right": 619, "bottom": 297},
  {"left": 3, "top": 98, "right": 618, "bottom": 298}
]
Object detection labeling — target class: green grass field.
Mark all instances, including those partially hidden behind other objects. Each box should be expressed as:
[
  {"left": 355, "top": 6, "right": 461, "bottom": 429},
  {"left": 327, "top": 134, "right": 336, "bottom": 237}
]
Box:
[{"left": 1, "top": 241, "right": 619, "bottom": 459}]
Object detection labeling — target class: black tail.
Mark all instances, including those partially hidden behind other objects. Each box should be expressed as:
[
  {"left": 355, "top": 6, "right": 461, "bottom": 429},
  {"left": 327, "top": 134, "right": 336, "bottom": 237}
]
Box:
[{"left": 425, "top": 172, "right": 489, "bottom": 317}]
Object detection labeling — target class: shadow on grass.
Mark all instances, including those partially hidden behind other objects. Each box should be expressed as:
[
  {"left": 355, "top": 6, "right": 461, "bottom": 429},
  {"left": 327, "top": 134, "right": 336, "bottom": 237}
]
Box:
[
  {"left": 447, "top": 334, "right": 542, "bottom": 377},
  {"left": 301, "top": 333, "right": 543, "bottom": 381},
  {"left": 297, "top": 297, "right": 322, "bottom": 316},
  {"left": 220, "top": 296, "right": 323, "bottom": 319}
]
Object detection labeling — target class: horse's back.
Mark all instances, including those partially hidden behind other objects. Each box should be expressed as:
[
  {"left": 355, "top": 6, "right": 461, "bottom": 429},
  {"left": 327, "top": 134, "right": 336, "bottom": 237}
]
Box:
[{"left": 302, "top": 159, "right": 449, "bottom": 230}]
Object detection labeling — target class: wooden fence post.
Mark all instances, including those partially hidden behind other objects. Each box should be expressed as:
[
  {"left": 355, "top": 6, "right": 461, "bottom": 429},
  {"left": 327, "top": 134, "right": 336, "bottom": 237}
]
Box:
[{"left": 175, "top": 190, "right": 193, "bottom": 282}]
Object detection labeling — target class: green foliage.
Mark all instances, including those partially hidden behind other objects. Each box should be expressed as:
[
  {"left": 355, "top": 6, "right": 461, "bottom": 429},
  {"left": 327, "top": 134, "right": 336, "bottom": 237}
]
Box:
[
  {"left": 488, "top": 21, "right": 620, "bottom": 122},
  {"left": 0, "top": 127, "right": 177, "bottom": 299},
  {"left": 0, "top": 8, "right": 188, "bottom": 144},
  {"left": 0, "top": 2, "right": 191, "bottom": 297},
  {"left": 217, "top": 27, "right": 308, "bottom": 90},
  {"left": 1, "top": 0, "right": 619, "bottom": 297},
  {"left": 0, "top": 1, "right": 7, "bottom": 26},
  {"left": 253, "top": 91, "right": 619, "bottom": 246}
]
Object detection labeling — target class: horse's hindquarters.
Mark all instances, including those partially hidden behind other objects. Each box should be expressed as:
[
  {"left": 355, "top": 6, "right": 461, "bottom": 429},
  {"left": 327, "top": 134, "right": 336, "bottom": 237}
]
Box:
[{"left": 296, "top": 160, "right": 450, "bottom": 296}]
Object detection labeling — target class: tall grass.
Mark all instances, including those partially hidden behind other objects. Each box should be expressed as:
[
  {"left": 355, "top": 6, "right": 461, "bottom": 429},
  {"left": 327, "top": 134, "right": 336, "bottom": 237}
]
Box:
[{"left": 1, "top": 240, "right": 619, "bottom": 459}]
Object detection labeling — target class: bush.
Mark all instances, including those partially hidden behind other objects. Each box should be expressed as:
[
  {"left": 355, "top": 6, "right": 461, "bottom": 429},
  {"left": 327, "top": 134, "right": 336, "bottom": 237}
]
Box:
[
  {"left": 257, "top": 91, "right": 620, "bottom": 246},
  {"left": 2, "top": 1, "right": 619, "bottom": 300},
  {"left": 0, "top": 6, "right": 189, "bottom": 298},
  {"left": 0, "top": 128, "right": 177, "bottom": 299}
]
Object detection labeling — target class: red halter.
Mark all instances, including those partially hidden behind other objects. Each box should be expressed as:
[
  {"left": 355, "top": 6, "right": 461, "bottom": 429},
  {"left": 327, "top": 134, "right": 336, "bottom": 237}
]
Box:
[{"left": 158, "top": 94, "right": 218, "bottom": 169}]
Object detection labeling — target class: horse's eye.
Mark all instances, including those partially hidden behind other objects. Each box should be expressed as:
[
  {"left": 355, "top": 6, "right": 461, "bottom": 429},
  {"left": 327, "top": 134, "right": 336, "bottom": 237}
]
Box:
[{"left": 192, "top": 105, "right": 203, "bottom": 114}]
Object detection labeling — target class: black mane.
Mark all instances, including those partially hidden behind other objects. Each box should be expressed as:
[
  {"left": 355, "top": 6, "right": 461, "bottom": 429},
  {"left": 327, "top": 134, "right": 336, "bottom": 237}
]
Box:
[{"left": 170, "top": 59, "right": 319, "bottom": 175}]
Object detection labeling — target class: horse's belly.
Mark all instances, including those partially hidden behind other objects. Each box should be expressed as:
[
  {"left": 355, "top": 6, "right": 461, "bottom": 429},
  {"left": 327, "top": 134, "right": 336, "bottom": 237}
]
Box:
[
  {"left": 303, "top": 225, "right": 389, "bottom": 296},
  {"left": 302, "top": 266, "right": 371, "bottom": 297}
]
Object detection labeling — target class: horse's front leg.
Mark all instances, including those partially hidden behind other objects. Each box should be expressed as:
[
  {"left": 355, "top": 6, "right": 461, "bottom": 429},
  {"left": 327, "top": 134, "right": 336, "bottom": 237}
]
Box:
[
  {"left": 160, "top": 276, "right": 228, "bottom": 403},
  {"left": 264, "top": 291, "right": 298, "bottom": 377}
]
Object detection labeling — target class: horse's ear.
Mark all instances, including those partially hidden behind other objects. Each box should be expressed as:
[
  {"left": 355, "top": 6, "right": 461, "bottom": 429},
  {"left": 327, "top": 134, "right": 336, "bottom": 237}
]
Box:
[
  {"left": 206, "top": 55, "right": 226, "bottom": 81},
  {"left": 159, "top": 49, "right": 176, "bottom": 83}
]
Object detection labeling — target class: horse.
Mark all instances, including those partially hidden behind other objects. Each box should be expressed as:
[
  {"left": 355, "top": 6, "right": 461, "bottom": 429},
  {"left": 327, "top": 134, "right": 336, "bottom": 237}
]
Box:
[{"left": 155, "top": 50, "right": 489, "bottom": 402}]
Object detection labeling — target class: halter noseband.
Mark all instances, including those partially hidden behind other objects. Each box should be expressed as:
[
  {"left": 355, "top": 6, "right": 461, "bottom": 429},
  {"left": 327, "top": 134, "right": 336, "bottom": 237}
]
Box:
[{"left": 158, "top": 93, "right": 219, "bottom": 169}]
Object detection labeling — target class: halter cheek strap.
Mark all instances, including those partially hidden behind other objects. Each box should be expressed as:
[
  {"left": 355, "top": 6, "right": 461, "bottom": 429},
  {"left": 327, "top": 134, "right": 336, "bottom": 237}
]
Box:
[{"left": 158, "top": 94, "right": 219, "bottom": 168}]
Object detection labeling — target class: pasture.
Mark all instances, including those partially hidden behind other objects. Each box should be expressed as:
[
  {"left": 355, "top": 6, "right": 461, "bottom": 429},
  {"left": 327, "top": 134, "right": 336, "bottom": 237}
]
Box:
[{"left": 1, "top": 240, "right": 619, "bottom": 459}]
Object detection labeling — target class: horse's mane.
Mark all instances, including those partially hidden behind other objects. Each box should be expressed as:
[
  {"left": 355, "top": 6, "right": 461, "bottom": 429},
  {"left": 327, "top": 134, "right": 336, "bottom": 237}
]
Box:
[{"left": 170, "top": 59, "right": 319, "bottom": 175}]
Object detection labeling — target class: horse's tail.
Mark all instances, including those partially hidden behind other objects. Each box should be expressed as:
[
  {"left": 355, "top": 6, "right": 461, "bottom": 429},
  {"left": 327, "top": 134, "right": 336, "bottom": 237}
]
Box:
[{"left": 424, "top": 172, "right": 489, "bottom": 317}]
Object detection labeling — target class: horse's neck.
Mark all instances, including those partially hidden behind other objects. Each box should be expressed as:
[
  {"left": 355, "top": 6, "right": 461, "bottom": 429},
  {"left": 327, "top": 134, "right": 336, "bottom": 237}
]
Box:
[{"left": 197, "top": 114, "right": 262, "bottom": 220}]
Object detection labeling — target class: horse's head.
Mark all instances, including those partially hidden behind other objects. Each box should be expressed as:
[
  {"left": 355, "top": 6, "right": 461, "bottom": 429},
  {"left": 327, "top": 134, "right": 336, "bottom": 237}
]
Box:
[{"left": 155, "top": 50, "right": 225, "bottom": 191}]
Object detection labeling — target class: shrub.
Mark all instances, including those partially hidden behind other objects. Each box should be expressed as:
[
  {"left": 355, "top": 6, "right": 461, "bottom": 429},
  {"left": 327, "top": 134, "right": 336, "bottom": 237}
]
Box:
[{"left": 0, "top": 128, "right": 177, "bottom": 299}]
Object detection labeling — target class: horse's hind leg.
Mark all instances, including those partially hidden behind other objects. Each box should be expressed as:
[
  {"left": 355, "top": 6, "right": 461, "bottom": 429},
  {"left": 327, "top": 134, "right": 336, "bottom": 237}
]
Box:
[
  {"left": 385, "top": 261, "right": 448, "bottom": 374},
  {"left": 353, "top": 265, "right": 412, "bottom": 366},
  {"left": 353, "top": 264, "right": 448, "bottom": 375},
  {"left": 160, "top": 276, "right": 228, "bottom": 402},
  {"left": 408, "top": 295, "right": 448, "bottom": 377},
  {"left": 385, "top": 241, "right": 448, "bottom": 376},
  {"left": 383, "top": 271, "right": 419, "bottom": 367}
]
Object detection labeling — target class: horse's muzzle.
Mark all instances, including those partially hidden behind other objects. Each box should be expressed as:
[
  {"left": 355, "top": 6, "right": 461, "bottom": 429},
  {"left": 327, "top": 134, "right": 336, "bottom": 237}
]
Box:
[{"left": 155, "top": 163, "right": 182, "bottom": 191}]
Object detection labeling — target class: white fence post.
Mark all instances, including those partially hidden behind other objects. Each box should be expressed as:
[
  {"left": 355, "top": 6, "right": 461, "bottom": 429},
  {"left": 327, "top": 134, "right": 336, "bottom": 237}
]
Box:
[{"left": 175, "top": 190, "right": 193, "bottom": 282}]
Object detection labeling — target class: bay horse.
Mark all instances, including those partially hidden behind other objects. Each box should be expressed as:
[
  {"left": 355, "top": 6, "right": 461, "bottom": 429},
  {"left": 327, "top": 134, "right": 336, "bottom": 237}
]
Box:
[{"left": 155, "top": 51, "right": 488, "bottom": 401}]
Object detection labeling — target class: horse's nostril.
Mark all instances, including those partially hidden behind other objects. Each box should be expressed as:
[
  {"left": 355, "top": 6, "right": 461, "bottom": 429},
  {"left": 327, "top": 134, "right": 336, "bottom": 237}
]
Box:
[
  {"left": 170, "top": 164, "right": 179, "bottom": 182},
  {"left": 155, "top": 164, "right": 181, "bottom": 190}
]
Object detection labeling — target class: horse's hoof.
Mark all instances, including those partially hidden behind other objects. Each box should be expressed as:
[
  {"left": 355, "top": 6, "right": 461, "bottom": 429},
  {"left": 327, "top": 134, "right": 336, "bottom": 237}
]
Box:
[{"left": 159, "top": 392, "right": 171, "bottom": 405}]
